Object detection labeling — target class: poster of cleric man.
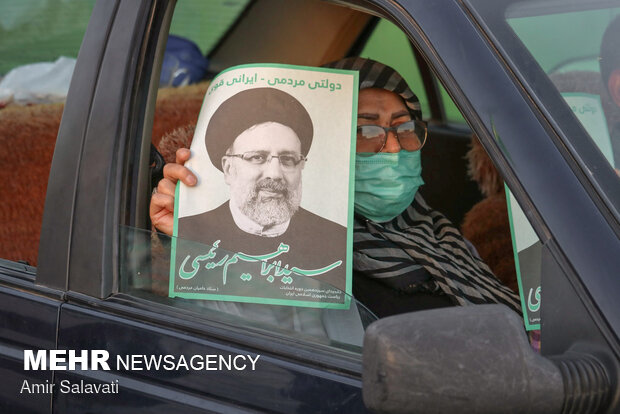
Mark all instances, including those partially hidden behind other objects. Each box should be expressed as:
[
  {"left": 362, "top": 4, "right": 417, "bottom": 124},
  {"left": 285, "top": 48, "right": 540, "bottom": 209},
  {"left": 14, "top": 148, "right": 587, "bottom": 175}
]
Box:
[{"left": 169, "top": 64, "right": 358, "bottom": 309}]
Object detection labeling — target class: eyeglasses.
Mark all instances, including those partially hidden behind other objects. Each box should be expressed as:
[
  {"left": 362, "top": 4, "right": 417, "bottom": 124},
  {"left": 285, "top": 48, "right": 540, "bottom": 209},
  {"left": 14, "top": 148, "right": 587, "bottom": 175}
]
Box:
[
  {"left": 226, "top": 151, "right": 307, "bottom": 169},
  {"left": 356, "top": 119, "right": 427, "bottom": 154}
]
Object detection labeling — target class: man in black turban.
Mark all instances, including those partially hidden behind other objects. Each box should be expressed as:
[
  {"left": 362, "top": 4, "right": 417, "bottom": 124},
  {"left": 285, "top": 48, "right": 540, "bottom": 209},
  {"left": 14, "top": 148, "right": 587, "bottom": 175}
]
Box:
[{"left": 177, "top": 87, "right": 347, "bottom": 291}]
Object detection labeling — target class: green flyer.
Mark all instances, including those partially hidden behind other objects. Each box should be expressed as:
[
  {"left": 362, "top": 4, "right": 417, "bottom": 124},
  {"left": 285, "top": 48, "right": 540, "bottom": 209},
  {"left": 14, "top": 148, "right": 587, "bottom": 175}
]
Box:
[
  {"left": 505, "top": 187, "right": 541, "bottom": 330},
  {"left": 562, "top": 93, "right": 614, "bottom": 167},
  {"left": 169, "top": 63, "right": 358, "bottom": 309}
]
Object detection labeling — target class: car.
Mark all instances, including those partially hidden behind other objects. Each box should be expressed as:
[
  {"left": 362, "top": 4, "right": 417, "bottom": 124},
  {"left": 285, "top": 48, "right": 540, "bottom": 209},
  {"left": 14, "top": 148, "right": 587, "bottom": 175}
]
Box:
[{"left": 0, "top": 0, "right": 619, "bottom": 412}]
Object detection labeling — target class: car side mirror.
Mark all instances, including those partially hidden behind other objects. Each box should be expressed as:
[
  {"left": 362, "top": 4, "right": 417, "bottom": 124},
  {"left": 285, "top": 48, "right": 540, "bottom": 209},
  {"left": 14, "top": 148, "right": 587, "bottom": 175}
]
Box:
[{"left": 362, "top": 305, "right": 611, "bottom": 413}]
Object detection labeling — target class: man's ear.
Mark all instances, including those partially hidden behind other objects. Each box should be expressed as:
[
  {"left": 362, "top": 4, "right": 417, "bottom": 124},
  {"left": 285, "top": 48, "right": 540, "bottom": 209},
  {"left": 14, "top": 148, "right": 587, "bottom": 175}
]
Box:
[
  {"left": 222, "top": 156, "right": 233, "bottom": 185},
  {"left": 608, "top": 69, "right": 620, "bottom": 107}
]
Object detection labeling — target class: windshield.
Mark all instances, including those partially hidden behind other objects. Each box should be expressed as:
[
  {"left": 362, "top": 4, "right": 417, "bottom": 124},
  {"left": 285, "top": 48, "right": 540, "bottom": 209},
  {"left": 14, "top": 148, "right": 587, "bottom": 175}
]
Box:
[{"left": 467, "top": 0, "right": 620, "bottom": 221}]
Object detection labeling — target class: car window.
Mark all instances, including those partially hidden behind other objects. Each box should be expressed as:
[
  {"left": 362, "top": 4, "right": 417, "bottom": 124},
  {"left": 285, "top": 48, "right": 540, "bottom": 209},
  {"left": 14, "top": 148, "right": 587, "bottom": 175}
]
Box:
[
  {"left": 119, "top": 0, "right": 527, "bottom": 355},
  {"left": 0, "top": 0, "right": 94, "bottom": 267},
  {"left": 460, "top": 135, "right": 541, "bottom": 342},
  {"left": 439, "top": 83, "right": 466, "bottom": 125},
  {"left": 0, "top": 1, "right": 247, "bottom": 269},
  {"left": 0, "top": 0, "right": 95, "bottom": 74},
  {"left": 120, "top": 0, "right": 384, "bottom": 354},
  {"left": 467, "top": 0, "right": 620, "bottom": 222}
]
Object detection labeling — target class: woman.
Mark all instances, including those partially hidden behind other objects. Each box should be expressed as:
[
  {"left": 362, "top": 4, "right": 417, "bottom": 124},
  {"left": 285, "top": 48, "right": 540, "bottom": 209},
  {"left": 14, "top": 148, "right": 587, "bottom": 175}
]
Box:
[{"left": 150, "top": 57, "right": 521, "bottom": 319}]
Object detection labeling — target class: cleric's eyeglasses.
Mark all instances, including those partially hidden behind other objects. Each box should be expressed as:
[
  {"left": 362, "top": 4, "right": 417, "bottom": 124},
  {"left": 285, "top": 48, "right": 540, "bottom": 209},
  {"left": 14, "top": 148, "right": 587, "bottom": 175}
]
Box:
[
  {"left": 226, "top": 151, "right": 307, "bottom": 169},
  {"left": 356, "top": 119, "right": 427, "bottom": 154}
]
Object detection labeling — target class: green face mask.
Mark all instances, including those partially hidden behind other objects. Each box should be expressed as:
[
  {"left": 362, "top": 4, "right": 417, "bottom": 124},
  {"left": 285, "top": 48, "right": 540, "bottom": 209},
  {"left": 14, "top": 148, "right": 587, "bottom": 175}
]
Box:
[{"left": 354, "top": 150, "right": 424, "bottom": 223}]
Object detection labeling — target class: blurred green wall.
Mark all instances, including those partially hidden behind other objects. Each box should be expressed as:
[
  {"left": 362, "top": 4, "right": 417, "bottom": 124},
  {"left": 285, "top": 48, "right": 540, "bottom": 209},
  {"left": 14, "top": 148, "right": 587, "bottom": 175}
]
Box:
[{"left": 0, "top": 0, "right": 96, "bottom": 75}]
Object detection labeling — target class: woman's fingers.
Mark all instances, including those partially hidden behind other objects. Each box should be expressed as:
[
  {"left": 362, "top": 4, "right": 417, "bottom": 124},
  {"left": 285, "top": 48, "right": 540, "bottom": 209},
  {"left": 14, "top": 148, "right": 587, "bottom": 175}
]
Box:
[
  {"left": 175, "top": 148, "right": 191, "bottom": 164},
  {"left": 149, "top": 192, "right": 175, "bottom": 235},
  {"left": 163, "top": 163, "right": 196, "bottom": 186},
  {"left": 149, "top": 147, "right": 196, "bottom": 236},
  {"left": 157, "top": 177, "right": 177, "bottom": 196}
]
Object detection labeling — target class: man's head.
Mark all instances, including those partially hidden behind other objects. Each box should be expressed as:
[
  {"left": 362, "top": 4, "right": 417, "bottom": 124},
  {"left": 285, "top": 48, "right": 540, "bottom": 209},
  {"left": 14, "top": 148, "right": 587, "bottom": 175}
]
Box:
[
  {"left": 222, "top": 121, "right": 305, "bottom": 227},
  {"left": 205, "top": 87, "right": 313, "bottom": 227},
  {"left": 600, "top": 16, "right": 620, "bottom": 107}
]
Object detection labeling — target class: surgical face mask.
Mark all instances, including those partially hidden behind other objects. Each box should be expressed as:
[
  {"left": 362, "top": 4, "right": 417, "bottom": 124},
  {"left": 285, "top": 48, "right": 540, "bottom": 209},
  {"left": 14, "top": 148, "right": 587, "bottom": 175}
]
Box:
[{"left": 354, "top": 150, "right": 424, "bottom": 223}]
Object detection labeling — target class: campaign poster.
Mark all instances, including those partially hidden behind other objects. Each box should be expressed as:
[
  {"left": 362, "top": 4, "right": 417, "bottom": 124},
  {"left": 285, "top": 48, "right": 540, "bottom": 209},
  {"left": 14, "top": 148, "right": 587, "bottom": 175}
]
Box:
[
  {"left": 562, "top": 92, "right": 614, "bottom": 167},
  {"left": 505, "top": 186, "right": 541, "bottom": 330},
  {"left": 505, "top": 93, "right": 614, "bottom": 330},
  {"left": 169, "top": 63, "right": 358, "bottom": 309}
]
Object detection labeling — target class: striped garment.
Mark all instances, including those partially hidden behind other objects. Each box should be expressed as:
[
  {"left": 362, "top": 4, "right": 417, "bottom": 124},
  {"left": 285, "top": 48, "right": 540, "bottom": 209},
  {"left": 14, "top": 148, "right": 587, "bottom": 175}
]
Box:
[
  {"left": 326, "top": 57, "right": 521, "bottom": 314},
  {"left": 353, "top": 193, "right": 522, "bottom": 314}
]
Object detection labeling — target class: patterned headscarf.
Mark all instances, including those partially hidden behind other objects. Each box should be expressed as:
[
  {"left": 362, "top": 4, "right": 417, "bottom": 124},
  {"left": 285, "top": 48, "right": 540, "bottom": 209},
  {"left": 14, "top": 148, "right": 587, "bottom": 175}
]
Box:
[
  {"left": 324, "top": 56, "right": 423, "bottom": 120},
  {"left": 327, "top": 57, "right": 522, "bottom": 315}
]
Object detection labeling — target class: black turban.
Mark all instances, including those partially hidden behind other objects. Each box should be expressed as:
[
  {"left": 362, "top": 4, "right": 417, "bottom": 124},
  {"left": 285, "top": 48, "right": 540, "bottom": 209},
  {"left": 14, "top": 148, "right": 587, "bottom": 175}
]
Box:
[{"left": 205, "top": 87, "right": 313, "bottom": 171}]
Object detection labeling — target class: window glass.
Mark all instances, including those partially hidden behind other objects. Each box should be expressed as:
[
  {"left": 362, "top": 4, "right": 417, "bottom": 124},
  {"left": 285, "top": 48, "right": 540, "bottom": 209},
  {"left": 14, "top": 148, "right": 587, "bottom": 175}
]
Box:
[
  {"left": 0, "top": 0, "right": 95, "bottom": 74},
  {"left": 460, "top": 135, "right": 535, "bottom": 337},
  {"left": 460, "top": 137, "right": 540, "bottom": 340},
  {"left": 121, "top": 227, "right": 375, "bottom": 350},
  {"left": 0, "top": 0, "right": 94, "bottom": 266},
  {"left": 463, "top": 1, "right": 620, "bottom": 221},
  {"left": 438, "top": 82, "right": 466, "bottom": 124},
  {"left": 507, "top": 7, "right": 620, "bottom": 172},
  {"left": 507, "top": 9, "right": 618, "bottom": 74}
]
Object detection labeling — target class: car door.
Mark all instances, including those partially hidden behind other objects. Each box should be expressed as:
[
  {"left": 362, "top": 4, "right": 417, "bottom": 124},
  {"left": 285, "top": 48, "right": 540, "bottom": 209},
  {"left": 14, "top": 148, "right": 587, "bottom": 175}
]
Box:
[{"left": 0, "top": 261, "right": 62, "bottom": 414}]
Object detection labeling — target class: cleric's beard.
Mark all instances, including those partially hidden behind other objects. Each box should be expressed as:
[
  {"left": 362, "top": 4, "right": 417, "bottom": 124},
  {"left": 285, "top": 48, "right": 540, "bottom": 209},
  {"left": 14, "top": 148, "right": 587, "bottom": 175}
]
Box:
[{"left": 234, "top": 177, "right": 302, "bottom": 228}]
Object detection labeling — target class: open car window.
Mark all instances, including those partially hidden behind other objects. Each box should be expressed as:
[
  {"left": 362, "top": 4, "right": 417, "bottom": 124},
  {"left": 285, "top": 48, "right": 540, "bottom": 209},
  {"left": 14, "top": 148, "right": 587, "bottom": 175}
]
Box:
[
  {"left": 116, "top": 0, "right": 514, "bottom": 357},
  {"left": 122, "top": 0, "right": 386, "bottom": 355}
]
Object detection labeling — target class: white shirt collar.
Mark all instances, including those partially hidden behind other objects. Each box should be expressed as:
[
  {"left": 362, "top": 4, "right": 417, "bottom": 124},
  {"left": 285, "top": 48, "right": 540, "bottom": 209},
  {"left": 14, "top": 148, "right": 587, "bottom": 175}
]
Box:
[{"left": 229, "top": 198, "right": 290, "bottom": 237}]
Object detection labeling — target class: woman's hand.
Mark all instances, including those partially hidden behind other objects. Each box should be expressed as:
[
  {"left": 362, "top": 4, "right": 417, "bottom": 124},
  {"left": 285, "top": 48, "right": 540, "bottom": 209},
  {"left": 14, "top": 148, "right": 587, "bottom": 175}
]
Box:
[{"left": 149, "top": 148, "right": 196, "bottom": 235}]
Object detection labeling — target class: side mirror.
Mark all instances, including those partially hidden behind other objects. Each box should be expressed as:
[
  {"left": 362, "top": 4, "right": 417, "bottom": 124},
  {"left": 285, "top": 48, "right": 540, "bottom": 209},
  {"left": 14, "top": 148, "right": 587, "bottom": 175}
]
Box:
[{"left": 363, "top": 305, "right": 611, "bottom": 413}]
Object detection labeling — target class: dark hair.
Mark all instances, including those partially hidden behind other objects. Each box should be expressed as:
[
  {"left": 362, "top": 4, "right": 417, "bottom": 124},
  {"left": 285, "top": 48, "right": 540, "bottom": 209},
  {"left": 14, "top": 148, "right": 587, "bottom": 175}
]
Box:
[
  {"left": 600, "top": 15, "right": 620, "bottom": 86},
  {"left": 205, "top": 87, "right": 313, "bottom": 172}
]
